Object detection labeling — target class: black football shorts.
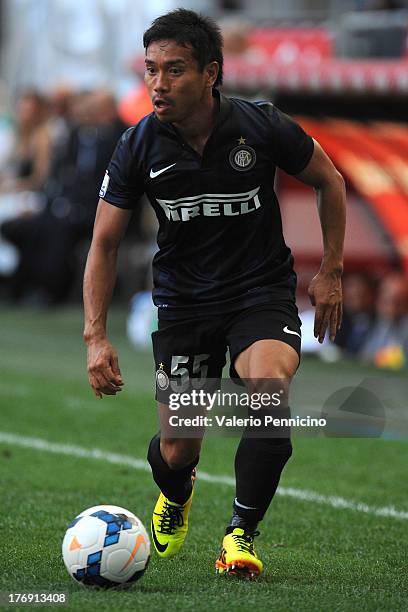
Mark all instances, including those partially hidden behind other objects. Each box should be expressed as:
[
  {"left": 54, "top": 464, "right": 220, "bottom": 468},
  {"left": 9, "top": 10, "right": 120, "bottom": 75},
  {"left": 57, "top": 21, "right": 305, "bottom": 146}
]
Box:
[{"left": 151, "top": 300, "right": 301, "bottom": 403}]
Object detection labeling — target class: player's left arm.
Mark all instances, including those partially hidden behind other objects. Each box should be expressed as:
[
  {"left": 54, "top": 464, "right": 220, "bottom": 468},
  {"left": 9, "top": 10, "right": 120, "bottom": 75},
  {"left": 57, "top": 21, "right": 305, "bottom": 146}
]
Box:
[{"left": 295, "top": 139, "right": 346, "bottom": 343}]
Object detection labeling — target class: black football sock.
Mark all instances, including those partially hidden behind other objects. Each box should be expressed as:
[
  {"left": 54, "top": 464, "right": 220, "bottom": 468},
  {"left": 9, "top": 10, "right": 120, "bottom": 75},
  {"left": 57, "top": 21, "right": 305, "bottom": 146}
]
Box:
[
  {"left": 226, "top": 511, "right": 259, "bottom": 535},
  {"left": 147, "top": 433, "right": 198, "bottom": 505},
  {"left": 228, "top": 435, "right": 292, "bottom": 531}
]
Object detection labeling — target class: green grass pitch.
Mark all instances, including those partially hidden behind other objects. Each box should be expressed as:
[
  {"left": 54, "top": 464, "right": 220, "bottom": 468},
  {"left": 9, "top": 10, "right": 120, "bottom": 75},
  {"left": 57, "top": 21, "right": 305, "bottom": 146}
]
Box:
[{"left": 0, "top": 306, "right": 407, "bottom": 611}]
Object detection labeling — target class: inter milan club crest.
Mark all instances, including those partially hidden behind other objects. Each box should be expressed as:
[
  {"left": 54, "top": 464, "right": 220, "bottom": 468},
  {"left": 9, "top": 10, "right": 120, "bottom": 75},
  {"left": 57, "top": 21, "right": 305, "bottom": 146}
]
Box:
[
  {"left": 229, "top": 137, "right": 256, "bottom": 172},
  {"left": 156, "top": 363, "right": 169, "bottom": 391}
]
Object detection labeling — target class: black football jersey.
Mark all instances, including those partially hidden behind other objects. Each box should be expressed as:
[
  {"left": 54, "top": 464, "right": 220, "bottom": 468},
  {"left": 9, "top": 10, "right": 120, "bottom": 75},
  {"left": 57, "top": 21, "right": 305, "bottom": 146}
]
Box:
[{"left": 101, "top": 91, "right": 314, "bottom": 318}]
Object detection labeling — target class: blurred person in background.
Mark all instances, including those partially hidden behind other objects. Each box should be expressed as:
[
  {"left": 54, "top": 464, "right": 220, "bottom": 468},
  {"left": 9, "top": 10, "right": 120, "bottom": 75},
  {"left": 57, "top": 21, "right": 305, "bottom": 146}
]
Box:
[
  {"left": 334, "top": 272, "right": 377, "bottom": 356},
  {"left": 0, "top": 90, "right": 51, "bottom": 193},
  {"left": 0, "top": 90, "right": 51, "bottom": 299},
  {"left": 47, "top": 89, "right": 127, "bottom": 236},
  {"left": 361, "top": 273, "right": 408, "bottom": 368},
  {"left": 1, "top": 89, "right": 127, "bottom": 304}
]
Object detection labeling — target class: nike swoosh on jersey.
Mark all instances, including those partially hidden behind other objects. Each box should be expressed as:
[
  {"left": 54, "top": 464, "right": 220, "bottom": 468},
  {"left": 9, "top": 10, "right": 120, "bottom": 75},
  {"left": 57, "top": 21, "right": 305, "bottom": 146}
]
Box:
[
  {"left": 151, "top": 519, "right": 168, "bottom": 553},
  {"left": 283, "top": 325, "right": 301, "bottom": 338},
  {"left": 150, "top": 163, "right": 176, "bottom": 179}
]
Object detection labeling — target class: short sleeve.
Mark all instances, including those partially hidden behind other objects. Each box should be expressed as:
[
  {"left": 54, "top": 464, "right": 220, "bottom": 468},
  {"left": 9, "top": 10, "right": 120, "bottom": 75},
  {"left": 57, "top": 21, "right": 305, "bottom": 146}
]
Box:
[
  {"left": 99, "top": 128, "right": 145, "bottom": 209},
  {"left": 263, "top": 104, "right": 314, "bottom": 175}
]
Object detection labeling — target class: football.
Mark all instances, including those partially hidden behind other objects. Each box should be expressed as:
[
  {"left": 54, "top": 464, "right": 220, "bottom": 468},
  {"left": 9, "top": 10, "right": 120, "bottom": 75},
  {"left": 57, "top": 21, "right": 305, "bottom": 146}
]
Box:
[{"left": 62, "top": 505, "right": 150, "bottom": 588}]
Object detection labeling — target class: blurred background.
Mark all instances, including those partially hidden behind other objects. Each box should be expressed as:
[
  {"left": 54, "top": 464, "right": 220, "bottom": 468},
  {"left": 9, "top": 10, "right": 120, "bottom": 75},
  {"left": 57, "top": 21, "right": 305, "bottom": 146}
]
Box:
[{"left": 1, "top": 0, "right": 408, "bottom": 371}]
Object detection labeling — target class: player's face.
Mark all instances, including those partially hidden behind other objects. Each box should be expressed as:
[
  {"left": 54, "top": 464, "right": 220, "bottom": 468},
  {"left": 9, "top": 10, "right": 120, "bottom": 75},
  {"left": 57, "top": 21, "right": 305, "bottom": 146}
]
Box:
[{"left": 145, "top": 40, "right": 217, "bottom": 123}]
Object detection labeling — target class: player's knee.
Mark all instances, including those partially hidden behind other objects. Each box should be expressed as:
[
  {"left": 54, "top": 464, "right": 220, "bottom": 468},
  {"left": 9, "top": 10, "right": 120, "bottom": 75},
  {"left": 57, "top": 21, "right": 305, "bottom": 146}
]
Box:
[
  {"left": 247, "top": 372, "right": 291, "bottom": 401},
  {"left": 247, "top": 359, "right": 297, "bottom": 411},
  {"left": 252, "top": 362, "right": 294, "bottom": 380},
  {"left": 160, "top": 438, "right": 200, "bottom": 470}
]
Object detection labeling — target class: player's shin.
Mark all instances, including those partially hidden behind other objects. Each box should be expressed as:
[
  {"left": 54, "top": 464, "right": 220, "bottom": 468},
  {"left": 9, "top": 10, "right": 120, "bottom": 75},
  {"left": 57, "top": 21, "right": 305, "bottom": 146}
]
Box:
[
  {"left": 230, "top": 418, "right": 293, "bottom": 532},
  {"left": 147, "top": 433, "right": 198, "bottom": 505}
]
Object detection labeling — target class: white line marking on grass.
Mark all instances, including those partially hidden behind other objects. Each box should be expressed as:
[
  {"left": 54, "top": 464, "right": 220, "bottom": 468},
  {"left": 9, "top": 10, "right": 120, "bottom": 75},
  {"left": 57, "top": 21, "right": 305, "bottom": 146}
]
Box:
[
  {"left": 0, "top": 431, "right": 149, "bottom": 472},
  {"left": 1, "top": 431, "right": 408, "bottom": 521}
]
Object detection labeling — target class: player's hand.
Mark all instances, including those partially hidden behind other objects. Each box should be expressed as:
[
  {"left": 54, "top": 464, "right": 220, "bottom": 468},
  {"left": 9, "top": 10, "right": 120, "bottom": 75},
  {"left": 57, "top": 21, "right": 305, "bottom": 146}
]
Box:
[
  {"left": 308, "top": 269, "right": 343, "bottom": 343},
  {"left": 86, "top": 339, "right": 124, "bottom": 399}
]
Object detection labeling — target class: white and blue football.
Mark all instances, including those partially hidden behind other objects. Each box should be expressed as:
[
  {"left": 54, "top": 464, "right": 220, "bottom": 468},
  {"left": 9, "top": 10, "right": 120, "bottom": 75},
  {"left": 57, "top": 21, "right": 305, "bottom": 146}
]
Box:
[{"left": 62, "top": 505, "right": 150, "bottom": 588}]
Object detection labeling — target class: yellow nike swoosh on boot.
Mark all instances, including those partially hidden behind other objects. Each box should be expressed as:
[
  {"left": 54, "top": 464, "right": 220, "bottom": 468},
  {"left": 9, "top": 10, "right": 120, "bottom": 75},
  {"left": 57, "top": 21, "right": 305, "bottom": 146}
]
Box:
[{"left": 151, "top": 471, "right": 195, "bottom": 559}]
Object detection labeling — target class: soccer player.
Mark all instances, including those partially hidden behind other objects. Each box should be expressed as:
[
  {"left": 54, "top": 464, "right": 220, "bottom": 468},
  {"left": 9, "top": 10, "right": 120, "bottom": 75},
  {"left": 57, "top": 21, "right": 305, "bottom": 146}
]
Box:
[{"left": 84, "top": 9, "right": 345, "bottom": 578}]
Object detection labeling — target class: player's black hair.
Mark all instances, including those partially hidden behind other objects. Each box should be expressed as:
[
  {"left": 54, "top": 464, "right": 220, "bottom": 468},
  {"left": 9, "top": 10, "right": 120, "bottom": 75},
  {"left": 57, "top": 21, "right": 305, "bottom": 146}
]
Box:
[{"left": 143, "top": 8, "right": 224, "bottom": 87}]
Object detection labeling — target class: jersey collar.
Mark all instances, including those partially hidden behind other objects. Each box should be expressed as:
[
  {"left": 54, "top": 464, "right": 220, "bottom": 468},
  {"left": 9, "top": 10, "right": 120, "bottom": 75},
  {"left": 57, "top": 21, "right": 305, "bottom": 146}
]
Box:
[{"left": 214, "top": 88, "right": 232, "bottom": 127}]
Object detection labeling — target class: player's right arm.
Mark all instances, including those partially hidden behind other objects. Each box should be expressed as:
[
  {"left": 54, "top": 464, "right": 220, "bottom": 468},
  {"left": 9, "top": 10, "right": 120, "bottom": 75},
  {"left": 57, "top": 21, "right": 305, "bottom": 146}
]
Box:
[{"left": 83, "top": 199, "right": 132, "bottom": 398}]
